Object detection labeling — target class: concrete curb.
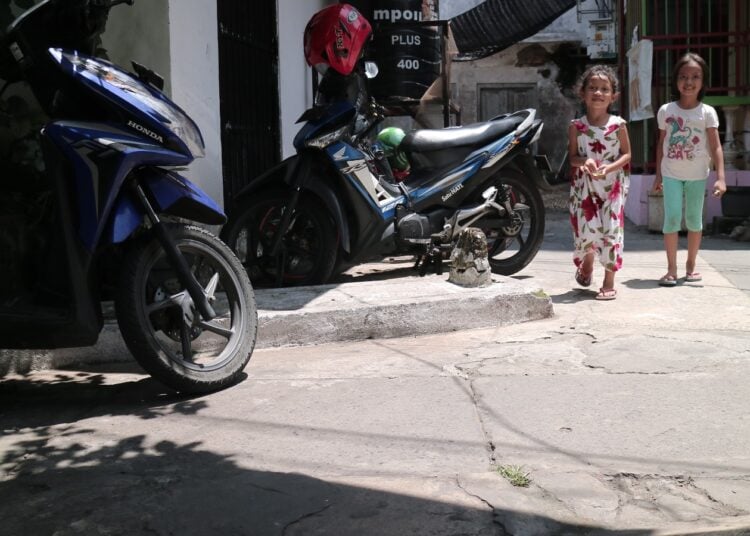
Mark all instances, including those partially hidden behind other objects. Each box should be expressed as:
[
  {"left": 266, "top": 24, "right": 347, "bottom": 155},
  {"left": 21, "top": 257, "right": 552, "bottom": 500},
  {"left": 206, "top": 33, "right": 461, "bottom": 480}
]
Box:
[
  {"left": 255, "top": 276, "right": 553, "bottom": 348},
  {"left": 0, "top": 275, "right": 553, "bottom": 371}
]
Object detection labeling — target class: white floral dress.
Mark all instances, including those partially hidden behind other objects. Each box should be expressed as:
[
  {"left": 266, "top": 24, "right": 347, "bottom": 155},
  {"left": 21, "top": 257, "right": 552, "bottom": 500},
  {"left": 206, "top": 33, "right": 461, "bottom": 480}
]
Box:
[{"left": 569, "top": 115, "right": 629, "bottom": 272}]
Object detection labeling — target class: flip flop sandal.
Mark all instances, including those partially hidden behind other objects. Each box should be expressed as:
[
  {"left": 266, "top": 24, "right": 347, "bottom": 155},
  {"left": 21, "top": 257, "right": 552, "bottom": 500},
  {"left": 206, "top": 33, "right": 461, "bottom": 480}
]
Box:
[
  {"left": 595, "top": 287, "right": 617, "bottom": 300},
  {"left": 658, "top": 274, "right": 677, "bottom": 287},
  {"left": 575, "top": 267, "right": 592, "bottom": 287},
  {"left": 685, "top": 272, "right": 702, "bottom": 282}
]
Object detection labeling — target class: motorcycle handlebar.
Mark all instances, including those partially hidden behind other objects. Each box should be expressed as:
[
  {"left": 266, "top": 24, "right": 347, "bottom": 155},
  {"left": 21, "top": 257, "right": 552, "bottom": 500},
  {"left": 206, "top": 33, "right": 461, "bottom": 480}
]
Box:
[{"left": 352, "top": 102, "right": 384, "bottom": 143}]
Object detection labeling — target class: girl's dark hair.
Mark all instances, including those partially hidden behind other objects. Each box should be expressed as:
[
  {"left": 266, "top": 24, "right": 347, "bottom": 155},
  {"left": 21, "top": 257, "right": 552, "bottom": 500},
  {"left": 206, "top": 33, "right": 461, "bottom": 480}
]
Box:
[
  {"left": 576, "top": 64, "right": 619, "bottom": 96},
  {"left": 672, "top": 52, "right": 708, "bottom": 100}
]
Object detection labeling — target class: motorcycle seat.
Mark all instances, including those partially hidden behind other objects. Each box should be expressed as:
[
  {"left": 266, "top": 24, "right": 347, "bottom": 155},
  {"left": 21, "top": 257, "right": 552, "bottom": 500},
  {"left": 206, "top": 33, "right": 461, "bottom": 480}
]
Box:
[{"left": 401, "top": 111, "right": 527, "bottom": 154}]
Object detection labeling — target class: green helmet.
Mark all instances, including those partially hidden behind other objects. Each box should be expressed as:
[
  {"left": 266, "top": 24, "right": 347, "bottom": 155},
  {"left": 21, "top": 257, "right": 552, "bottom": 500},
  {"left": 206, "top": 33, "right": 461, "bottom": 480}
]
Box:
[{"left": 376, "top": 127, "right": 410, "bottom": 171}]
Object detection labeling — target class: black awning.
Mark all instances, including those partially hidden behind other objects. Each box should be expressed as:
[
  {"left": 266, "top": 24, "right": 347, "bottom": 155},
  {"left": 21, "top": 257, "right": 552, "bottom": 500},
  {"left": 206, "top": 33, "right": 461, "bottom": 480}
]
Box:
[{"left": 450, "top": 0, "right": 577, "bottom": 61}]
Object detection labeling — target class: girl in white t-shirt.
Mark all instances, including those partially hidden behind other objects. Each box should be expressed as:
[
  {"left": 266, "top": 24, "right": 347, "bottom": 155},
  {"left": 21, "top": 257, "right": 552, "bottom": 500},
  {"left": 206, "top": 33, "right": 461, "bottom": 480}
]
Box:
[{"left": 653, "top": 53, "right": 726, "bottom": 286}]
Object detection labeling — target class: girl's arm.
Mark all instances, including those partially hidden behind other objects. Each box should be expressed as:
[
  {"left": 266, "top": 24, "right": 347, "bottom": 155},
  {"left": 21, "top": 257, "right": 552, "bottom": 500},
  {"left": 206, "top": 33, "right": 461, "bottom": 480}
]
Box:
[
  {"left": 707, "top": 127, "right": 726, "bottom": 197},
  {"left": 568, "top": 123, "right": 598, "bottom": 175},
  {"left": 653, "top": 129, "right": 666, "bottom": 192}
]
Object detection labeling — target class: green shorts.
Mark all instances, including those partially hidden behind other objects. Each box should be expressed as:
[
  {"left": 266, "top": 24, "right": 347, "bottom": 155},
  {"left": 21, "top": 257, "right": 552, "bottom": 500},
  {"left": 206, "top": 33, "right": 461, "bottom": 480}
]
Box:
[{"left": 662, "top": 176, "right": 706, "bottom": 233}]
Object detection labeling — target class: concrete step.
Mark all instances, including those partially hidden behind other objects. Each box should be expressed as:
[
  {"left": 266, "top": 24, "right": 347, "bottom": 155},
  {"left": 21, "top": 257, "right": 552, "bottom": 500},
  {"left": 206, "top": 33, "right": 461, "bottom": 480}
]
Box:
[{"left": 0, "top": 275, "right": 553, "bottom": 372}]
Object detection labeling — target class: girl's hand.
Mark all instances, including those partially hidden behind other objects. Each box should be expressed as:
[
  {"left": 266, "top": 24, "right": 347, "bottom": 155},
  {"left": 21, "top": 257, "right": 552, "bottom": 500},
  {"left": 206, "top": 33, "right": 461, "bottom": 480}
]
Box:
[
  {"left": 584, "top": 158, "right": 599, "bottom": 176},
  {"left": 591, "top": 164, "right": 608, "bottom": 179},
  {"left": 653, "top": 176, "right": 663, "bottom": 192},
  {"left": 713, "top": 179, "right": 727, "bottom": 197}
]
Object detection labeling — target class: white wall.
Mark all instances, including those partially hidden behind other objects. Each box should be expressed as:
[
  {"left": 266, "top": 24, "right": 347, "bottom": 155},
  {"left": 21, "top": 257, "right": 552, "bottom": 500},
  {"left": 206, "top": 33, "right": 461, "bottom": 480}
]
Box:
[
  {"left": 104, "top": 0, "right": 223, "bottom": 207},
  {"left": 102, "top": 1, "right": 171, "bottom": 94},
  {"left": 106, "top": 1, "right": 343, "bottom": 200},
  {"left": 277, "top": 0, "right": 331, "bottom": 158},
  {"left": 167, "top": 0, "right": 223, "bottom": 207}
]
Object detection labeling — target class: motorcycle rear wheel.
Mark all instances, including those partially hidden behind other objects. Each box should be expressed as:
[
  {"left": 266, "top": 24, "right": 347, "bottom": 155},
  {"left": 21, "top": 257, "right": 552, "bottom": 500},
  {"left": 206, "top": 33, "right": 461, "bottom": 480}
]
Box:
[
  {"left": 222, "top": 190, "right": 338, "bottom": 288},
  {"left": 116, "top": 224, "right": 257, "bottom": 394},
  {"left": 479, "top": 170, "right": 546, "bottom": 276}
]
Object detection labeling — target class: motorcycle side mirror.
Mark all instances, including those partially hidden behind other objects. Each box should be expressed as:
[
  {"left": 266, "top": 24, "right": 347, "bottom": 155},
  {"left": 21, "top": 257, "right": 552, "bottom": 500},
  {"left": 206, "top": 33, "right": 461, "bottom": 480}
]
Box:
[
  {"left": 132, "top": 60, "right": 164, "bottom": 91},
  {"left": 364, "top": 61, "right": 379, "bottom": 79}
]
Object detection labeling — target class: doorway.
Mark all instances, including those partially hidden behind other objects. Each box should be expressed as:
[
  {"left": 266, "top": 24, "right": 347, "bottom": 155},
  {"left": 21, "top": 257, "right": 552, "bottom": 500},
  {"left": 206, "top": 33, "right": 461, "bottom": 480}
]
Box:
[{"left": 217, "top": 0, "right": 281, "bottom": 211}]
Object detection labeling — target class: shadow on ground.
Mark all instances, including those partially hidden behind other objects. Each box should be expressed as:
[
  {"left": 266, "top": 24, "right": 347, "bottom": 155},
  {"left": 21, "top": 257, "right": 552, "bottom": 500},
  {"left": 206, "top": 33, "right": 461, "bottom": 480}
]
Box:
[
  {"left": 0, "top": 370, "right": 208, "bottom": 429},
  {"left": 0, "top": 377, "right": 657, "bottom": 536}
]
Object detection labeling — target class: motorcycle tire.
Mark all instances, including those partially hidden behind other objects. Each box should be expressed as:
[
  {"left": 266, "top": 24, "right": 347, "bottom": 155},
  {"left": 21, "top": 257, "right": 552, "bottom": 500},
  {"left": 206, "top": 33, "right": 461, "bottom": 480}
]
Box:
[
  {"left": 222, "top": 190, "right": 338, "bottom": 288},
  {"left": 116, "top": 224, "right": 257, "bottom": 394},
  {"left": 479, "top": 169, "right": 546, "bottom": 276}
]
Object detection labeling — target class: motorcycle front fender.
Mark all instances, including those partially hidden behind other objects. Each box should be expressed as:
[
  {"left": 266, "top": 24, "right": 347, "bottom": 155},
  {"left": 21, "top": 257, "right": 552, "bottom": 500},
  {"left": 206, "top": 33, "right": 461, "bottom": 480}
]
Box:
[
  {"left": 106, "top": 168, "right": 226, "bottom": 244},
  {"left": 230, "top": 155, "right": 299, "bottom": 204},
  {"left": 228, "top": 153, "right": 352, "bottom": 254},
  {"left": 507, "top": 151, "right": 551, "bottom": 192}
]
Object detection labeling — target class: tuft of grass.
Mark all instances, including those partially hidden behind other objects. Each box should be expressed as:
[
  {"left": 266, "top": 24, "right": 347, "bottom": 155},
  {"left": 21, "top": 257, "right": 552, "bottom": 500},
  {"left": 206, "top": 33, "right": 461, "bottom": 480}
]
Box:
[{"left": 496, "top": 464, "right": 531, "bottom": 487}]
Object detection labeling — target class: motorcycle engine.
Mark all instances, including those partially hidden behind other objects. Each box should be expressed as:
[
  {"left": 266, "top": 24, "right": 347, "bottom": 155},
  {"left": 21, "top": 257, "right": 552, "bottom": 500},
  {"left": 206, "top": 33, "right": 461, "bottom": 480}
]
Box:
[{"left": 397, "top": 212, "right": 432, "bottom": 241}]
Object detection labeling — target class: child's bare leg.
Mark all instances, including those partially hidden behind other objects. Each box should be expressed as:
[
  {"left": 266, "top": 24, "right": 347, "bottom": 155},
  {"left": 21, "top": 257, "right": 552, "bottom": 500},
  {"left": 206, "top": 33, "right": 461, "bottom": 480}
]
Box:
[
  {"left": 580, "top": 251, "right": 594, "bottom": 276},
  {"left": 663, "top": 232, "right": 679, "bottom": 277},
  {"left": 685, "top": 230, "right": 702, "bottom": 274},
  {"left": 602, "top": 269, "right": 615, "bottom": 290}
]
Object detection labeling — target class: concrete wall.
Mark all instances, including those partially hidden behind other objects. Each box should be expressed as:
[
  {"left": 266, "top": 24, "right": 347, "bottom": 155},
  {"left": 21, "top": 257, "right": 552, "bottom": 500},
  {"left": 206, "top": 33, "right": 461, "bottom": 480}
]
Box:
[
  {"left": 451, "top": 43, "right": 578, "bottom": 172},
  {"left": 278, "top": 0, "right": 332, "bottom": 158},
  {"left": 105, "top": 0, "right": 335, "bottom": 200},
  {"left": 104, "top": 0, "right": 223, "bottom": 207},
  {"left": 102, "top": 1, "right": 171, "bottom": 94},
  {"left": 625, "top": 171, "right": 750, "bottom": 228},
  {"left": 449, "top": 6, "right": 597, "bottom": 173}
]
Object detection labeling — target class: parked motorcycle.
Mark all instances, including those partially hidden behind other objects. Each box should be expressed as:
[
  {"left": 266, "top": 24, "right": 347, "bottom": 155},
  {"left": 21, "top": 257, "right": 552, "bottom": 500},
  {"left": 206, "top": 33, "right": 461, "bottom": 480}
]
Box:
[
  {"left": 222, "top": 4, "right": 547, "bottom": 287},
  {"left": 0, "top": 0, "right": 257, "bottom": 393}
]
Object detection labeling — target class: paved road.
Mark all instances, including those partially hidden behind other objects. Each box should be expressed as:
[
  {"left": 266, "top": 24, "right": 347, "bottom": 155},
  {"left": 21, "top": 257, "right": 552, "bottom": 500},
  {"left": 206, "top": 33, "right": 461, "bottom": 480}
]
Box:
[{"left": 2, "top": 207, "right": 750, "bottom": 535}]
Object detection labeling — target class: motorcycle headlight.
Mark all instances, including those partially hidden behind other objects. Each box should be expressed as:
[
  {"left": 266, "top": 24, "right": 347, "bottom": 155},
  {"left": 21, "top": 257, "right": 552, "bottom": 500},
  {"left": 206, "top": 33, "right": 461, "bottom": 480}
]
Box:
[
  {"left": 171, "top": 120, "right": 205, "bottom": 158},
  {"left": 305, "top": 125, "right": 350, "bottom": 149}
]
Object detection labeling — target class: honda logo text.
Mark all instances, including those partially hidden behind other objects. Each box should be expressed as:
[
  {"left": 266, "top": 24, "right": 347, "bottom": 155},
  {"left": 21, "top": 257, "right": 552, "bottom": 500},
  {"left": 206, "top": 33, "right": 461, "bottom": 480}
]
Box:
[{"left": 127, "top": 120, "right": 164, "bottom": 143}]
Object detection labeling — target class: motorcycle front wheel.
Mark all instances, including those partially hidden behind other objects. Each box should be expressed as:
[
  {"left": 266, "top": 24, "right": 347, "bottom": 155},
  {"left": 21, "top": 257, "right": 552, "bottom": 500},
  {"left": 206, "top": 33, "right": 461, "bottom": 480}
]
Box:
[
  {"left": 478, "top": 170, "right": 546, "bottom": 276},
  {"left": 116, "top": 224, "right": 257, "bottom": 394},
  {"left": 222, "top": 190, "right": 338, "bottom": 288}
]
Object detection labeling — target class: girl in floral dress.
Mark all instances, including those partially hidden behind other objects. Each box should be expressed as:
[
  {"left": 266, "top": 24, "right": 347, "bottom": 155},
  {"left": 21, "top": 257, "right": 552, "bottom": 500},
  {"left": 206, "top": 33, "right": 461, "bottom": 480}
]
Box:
[{"left": 568, "top": 65, "right": 632, "bottom": 300}]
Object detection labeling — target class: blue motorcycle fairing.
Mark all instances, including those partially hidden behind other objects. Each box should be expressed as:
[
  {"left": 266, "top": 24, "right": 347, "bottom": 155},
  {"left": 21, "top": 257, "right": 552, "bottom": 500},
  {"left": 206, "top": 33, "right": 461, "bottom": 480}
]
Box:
[
  {"left": 144, "top": 169, "right": 226, "bottom": 225},
  {"left": 293, "top": 101, "right": 356, "bottom": 151},
  {"left": 326, "top": 141, "right": 403, "bottom": 220},
  {"left": 476, "top": 131, "right": 517, "bottom": 169},
  {"left": 44, "top": 120, "right": 217, "bottom": 249},
  {"left": 322, "top": 134, "right": 500, "bottom": 223},
  {"left": 407, "top": 156, "right": 484, "bottom": 207},
  {"left": 49, "top": 48, "right": 204, "bottom": 158},
  {"left": 106, "top": 168, "right": 226, "bottom": 244},
  {"left": 403, "top": 130, "right": 517, "bottom": 207},
  {"left": 107, "top": 193, "right": 142, "bottom": 244}
]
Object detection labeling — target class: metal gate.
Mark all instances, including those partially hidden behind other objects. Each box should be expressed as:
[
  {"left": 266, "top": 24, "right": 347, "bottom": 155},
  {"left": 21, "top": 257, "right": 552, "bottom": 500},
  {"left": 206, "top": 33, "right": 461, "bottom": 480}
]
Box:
[{"left": 217, "top": 0, "right": 280, "bottom": 211}]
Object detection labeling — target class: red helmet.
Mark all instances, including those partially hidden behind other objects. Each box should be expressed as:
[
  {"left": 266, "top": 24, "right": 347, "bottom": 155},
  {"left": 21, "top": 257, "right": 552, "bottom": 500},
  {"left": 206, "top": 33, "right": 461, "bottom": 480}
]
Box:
[{"left": 303, "top": 4, "right": 372, "bottom": 76}]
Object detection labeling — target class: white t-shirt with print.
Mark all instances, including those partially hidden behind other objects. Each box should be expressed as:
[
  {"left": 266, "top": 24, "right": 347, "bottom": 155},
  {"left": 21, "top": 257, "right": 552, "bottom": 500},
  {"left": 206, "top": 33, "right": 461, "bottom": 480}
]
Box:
[{"left": 657, "top": 101, "right": 719, "bottom": 180}]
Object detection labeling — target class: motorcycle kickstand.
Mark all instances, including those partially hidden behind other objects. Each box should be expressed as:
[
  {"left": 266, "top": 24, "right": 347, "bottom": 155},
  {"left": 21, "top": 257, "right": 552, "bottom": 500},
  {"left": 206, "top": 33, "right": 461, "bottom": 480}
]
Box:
[{"left": 414, "top": 244, "right": 443, "bottom": 277}]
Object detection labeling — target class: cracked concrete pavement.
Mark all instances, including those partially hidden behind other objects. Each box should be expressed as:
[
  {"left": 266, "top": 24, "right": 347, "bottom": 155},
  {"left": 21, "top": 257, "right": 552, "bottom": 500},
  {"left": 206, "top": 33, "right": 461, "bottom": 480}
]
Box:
[{"left": 2, "top": 197, "right": 750, "bottom": 535}]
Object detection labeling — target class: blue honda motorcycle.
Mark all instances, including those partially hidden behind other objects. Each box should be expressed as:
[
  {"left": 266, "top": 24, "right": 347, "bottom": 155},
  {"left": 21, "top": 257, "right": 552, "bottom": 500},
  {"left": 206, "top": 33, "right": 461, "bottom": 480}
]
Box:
[
  {"left": 0, "top": 0, "right": 256, "bottom": 393},
  {"left": 223, "top": 65, "right": 548, "bottom": 287}
]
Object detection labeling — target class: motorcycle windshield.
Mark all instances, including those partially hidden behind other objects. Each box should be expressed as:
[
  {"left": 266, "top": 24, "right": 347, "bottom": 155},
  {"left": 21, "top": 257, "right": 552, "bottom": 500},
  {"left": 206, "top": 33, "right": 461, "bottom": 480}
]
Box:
[{"left": 48, "top": 49, "right": 205, "bottom": 159}]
